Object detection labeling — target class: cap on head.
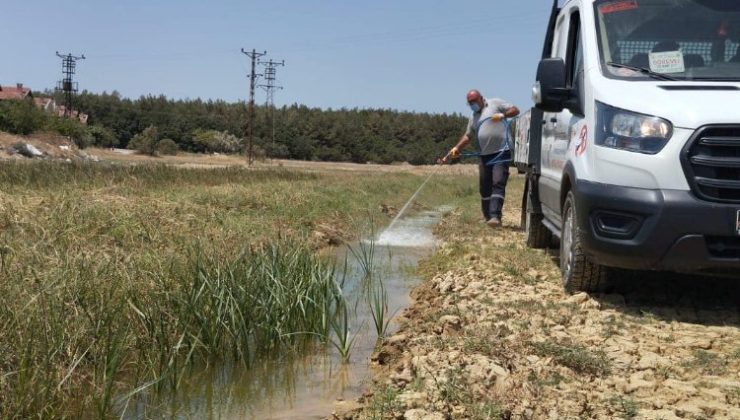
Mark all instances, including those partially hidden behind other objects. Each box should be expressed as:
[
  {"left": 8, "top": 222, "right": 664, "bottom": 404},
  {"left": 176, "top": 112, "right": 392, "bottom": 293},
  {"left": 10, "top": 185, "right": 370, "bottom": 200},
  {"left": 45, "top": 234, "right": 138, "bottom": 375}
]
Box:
[{"left": 466, "top": 90, "right": 482, "bottom": 103}]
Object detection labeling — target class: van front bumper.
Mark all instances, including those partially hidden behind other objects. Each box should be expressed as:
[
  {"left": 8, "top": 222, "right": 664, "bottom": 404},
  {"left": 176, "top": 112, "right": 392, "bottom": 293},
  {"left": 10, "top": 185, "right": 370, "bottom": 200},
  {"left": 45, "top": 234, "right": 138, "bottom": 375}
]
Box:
[{"left": 574, "top": 180, "right": 740, "bottom": 275}]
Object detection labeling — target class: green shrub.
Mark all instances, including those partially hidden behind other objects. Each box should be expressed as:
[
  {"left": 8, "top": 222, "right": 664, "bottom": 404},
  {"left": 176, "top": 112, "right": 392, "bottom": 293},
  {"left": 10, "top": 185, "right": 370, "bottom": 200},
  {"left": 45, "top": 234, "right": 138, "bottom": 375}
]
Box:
[
  {"left": 0, "top": 101, "right": 96, "bottom": 148},
  {"left": 192, "top": 128, "right": 241, "bottom": 154},
  {"left": 46, "top": 117, "right": 93, "bottom": 148},
  {"left": 157, "top": 138, "right": 178, "bottom": 155},
  {"left": 128, "top": 125, "right": 159, "bottom": 155},
  {"left": 0, "top": 100, "right": 47, "bottom": 135},
  {"left": 87, "top": 125, "right": 119, "bottom": 148}
]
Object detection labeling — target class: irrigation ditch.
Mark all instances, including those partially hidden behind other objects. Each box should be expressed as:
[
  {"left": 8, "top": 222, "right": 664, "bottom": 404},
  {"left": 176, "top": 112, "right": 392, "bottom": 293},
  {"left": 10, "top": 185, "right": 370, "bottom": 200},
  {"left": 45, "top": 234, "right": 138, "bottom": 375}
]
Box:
[{"left": 119, "top": 207, "right": 449, "bottom": 419}]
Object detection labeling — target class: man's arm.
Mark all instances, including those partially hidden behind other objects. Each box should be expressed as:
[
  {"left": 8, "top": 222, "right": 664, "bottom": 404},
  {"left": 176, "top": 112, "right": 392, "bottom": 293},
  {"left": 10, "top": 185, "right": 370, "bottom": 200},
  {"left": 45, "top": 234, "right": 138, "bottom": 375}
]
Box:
[
  {"left": 491, "top": 102, "right": 520, "bottom": 122},
  {"left": 453, "top": 133, "right": 471, "bottom": 151},
  {"left": 503, "top": 105, "right": 520, "bottom": 118},
  {"left": 440, "top": 114, "right": 477, "bottom": 164},
  {"left": 450, "top": 117, "right": 475, "bottom": 157},
  {"left": 440, "top": 134, "right": 471, "bottom": 163}
]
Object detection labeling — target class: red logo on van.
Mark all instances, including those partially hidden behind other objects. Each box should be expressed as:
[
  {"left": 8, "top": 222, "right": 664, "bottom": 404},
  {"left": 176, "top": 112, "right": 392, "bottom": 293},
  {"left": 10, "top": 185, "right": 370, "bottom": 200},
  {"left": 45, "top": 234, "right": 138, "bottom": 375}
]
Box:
[
  {"left": 576, "top": 126, "right": 588, "bottom": 156},
  {"left": 599, "top": 0, "right": 639, "bottom": 14}
]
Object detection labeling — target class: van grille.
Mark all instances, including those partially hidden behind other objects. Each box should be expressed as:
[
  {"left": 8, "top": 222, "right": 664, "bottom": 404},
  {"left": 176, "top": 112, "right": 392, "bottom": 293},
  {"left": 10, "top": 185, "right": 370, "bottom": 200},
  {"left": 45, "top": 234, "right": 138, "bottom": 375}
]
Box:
[{"left": 683, "top": 126, "right": 740, "bottom": 203}]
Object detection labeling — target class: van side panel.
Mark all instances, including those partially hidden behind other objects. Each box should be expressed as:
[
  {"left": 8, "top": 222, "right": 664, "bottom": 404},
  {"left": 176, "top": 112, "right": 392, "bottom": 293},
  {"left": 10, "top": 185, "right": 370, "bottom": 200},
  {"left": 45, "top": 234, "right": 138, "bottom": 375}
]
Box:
[{"left": 540, "top": 7, "right": 577, "bottom": 225}]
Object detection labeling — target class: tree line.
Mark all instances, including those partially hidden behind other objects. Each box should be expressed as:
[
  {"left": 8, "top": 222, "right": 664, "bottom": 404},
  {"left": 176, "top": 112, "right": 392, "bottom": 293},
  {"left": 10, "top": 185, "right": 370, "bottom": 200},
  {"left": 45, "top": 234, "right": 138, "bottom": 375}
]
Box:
[{"left": 61, "top": 90, "right": 468, "bottom": 164}]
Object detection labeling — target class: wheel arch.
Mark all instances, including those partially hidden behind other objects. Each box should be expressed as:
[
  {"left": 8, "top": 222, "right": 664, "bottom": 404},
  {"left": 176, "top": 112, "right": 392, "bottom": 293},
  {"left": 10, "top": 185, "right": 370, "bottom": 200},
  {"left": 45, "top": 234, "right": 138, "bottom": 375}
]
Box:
[{"left": 560, "top": 161, "right": 578, "bottom": 215}]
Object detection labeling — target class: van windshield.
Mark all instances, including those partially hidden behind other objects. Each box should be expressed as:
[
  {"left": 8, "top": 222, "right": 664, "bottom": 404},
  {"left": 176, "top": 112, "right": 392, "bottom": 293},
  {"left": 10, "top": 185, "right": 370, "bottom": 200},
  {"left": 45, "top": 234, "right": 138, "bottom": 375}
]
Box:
[{"left": 594, "top": 0, "right": 740, "bottom": 81}]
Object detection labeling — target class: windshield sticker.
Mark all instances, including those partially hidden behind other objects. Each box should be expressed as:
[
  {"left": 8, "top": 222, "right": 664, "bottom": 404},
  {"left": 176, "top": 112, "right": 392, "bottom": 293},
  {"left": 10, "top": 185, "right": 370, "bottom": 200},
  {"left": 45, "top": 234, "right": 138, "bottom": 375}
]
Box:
[
  {"left": 599, "top": 0, "right": 638, "bottom": 14},
  {"left": 649, "top": 51, "right": 685, "bottom": 74}
]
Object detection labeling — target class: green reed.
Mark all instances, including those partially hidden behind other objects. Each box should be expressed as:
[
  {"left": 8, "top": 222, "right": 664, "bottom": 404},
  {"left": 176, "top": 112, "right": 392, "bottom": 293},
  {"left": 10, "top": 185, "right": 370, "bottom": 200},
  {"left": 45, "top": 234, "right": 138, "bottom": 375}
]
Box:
[{"left": 368, "top": 274, "right": 394, "bottom": 338}]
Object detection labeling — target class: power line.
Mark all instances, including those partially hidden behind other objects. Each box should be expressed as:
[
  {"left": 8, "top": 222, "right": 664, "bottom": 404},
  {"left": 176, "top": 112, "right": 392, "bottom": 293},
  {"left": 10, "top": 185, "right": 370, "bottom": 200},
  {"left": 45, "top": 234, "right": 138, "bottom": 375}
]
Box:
[
  {"left": 240, "top": 48, "right": 267, "bottom": 165},
  {"left": 80, "top": 13, "right": 545, "bottom": 63},
  {"left": 55, "top": 51, "right": 85, "bottom": 117},
  {"left": 258, "top": 59, "right": 285, "bottom": 147}
]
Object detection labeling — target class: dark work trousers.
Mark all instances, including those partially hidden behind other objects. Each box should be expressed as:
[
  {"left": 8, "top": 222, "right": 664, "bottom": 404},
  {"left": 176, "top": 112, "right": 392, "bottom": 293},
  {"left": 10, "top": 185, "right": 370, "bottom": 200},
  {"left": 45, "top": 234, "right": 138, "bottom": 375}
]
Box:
[{"left": 479, "top": 150, "right": 511, "bottom": 221}]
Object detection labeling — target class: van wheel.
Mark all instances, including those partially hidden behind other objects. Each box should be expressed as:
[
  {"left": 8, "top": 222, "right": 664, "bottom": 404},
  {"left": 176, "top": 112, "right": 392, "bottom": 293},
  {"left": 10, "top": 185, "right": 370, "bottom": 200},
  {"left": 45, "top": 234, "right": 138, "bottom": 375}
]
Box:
[
  {"left": 522, "top": 180, "right": 551, "bottom": 249},
  {"left": 561, "top": 191, "right": 607, "bottom": 293}
]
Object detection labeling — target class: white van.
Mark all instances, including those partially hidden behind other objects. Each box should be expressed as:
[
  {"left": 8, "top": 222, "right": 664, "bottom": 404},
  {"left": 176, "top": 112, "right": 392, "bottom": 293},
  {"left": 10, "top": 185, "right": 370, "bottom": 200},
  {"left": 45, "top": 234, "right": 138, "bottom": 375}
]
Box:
[{"left": 515, "top": 0, "right": 740, "bottom": 292}]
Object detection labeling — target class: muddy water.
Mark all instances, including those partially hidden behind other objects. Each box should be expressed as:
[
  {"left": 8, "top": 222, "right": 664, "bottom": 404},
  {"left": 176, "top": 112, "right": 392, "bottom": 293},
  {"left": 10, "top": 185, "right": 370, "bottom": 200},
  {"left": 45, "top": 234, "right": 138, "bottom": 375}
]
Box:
[{"left": 121, "top": 208, "right": 446, "bottom": 419}]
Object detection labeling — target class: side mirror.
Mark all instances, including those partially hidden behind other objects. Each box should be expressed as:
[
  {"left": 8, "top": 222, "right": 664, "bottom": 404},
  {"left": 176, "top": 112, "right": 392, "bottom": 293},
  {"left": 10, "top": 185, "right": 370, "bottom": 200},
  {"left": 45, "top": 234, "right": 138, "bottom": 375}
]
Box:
[{"left": 533, "top": 58, "right": 569, "bottom": 113}]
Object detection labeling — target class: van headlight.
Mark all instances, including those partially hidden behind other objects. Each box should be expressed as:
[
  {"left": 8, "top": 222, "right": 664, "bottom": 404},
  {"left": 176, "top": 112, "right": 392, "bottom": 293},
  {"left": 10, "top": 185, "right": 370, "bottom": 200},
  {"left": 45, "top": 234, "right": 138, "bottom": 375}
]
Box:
[{"left": 596, "top": 102, "right": 673, "bottom": 154}]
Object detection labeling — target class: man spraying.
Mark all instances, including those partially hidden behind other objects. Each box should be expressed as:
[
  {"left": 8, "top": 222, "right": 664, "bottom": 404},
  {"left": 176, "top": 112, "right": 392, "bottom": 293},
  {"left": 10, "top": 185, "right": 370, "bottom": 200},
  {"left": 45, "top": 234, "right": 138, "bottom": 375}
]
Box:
[{"left": 442, "top": 90, "right": 519, "bottom": 227}]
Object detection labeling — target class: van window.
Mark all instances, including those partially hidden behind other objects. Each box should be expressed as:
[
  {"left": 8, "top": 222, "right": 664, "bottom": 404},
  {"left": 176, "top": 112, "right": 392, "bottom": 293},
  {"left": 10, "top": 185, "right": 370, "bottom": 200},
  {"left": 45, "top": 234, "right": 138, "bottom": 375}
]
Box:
[
  {"left": 594, "top": 0, "right": 740, "bottom": 81},
  {"left": 566, "top": 12, "right": 584, "bottom": 86},
  {"left": 553, "top": 15, "right": 568, "bottom": 59}
]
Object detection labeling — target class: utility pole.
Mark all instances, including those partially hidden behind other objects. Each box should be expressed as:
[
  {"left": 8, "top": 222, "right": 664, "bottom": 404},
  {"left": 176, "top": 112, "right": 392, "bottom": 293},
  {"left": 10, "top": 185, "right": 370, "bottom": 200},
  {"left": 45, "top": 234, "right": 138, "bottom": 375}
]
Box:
[
  {"left": 241, "top": 48, "right": 267, "bottom": 165},
  {"left": 258, "top": 59, "right": 285, "bottom": 148},
  {"left": 55, "top": 51, "right": 85, "bottom": 118}
]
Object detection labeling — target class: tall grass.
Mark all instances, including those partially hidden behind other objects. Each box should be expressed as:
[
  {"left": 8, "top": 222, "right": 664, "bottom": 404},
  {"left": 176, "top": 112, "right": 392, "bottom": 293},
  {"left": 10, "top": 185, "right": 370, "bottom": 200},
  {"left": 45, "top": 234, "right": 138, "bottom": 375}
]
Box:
[
  {"left": 328, "top": 298, "right": 360, "bottom": 363},
  {"left": 369, "top": 274, "right": 394, "bottom": 338},
  {"left": 0, "top": 160, "right": 318, "bottom": 191},
  {"left": 0, "top": 161, "right": 476, "bottom": 417},
  {"left": 348, "top": 235, "right": 396, "bottom": 340},
  {"left": 0, "top": 242, "right": 341, "bottom": 417},
  {"left": 348, "top": 238, "right": 376, "bottom": 281}
]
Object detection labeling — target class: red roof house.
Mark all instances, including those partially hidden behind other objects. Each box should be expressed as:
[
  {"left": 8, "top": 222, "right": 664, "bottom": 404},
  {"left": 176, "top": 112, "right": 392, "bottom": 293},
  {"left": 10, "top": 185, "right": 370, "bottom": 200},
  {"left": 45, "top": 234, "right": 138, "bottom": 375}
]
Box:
[{"left": 0, "top": 83, "right": 32, "bottom": 100}]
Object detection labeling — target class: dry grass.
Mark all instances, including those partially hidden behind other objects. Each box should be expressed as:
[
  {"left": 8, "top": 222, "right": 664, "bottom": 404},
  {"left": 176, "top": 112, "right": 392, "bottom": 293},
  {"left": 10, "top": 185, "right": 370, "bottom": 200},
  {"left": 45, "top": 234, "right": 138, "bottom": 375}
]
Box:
[{"left": 87, "top": 147, "right": 480, "bottom": 177}]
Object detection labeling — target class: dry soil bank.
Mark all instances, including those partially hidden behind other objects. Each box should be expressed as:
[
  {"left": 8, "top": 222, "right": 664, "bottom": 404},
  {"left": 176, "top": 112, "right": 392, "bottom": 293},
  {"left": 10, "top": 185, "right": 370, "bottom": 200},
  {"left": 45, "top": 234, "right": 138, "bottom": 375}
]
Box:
[{"left": 341, "top": 177, "right": 740, "bottom": 420}]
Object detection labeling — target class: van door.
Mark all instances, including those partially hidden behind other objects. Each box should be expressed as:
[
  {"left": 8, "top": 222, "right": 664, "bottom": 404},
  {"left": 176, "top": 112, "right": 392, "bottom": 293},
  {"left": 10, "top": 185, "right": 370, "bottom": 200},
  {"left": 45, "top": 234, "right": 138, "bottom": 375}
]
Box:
[{"left": 540, "top": 8, "right": 584, "bottom": 228}]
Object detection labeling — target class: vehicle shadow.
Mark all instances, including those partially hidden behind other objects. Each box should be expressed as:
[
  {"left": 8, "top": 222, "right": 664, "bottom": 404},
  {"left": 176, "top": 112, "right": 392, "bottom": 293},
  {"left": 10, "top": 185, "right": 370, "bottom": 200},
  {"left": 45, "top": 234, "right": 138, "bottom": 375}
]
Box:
[
  {"left": 542, "top": 247, "right": 739, "bottom": 327},
  {"left": 596, "top": 270, "right": 740, "bottom": 327}
]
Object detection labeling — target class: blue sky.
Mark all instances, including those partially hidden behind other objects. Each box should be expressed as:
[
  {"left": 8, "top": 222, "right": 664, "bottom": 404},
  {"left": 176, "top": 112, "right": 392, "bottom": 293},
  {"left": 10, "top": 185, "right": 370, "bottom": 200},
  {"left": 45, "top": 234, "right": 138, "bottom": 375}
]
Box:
[{"left": 1, "top": 1, "right": 551, "bottom": 114}]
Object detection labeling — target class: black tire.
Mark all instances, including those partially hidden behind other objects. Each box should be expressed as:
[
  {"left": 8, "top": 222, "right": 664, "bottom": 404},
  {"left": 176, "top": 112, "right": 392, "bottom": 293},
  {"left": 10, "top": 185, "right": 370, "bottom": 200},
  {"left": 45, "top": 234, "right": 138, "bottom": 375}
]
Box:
[
  {"left": 560, "top": 191, "right": 607, "bottom": 293},
  {"left": 522, "top": 179, "right": 552, "bottom": 249}
]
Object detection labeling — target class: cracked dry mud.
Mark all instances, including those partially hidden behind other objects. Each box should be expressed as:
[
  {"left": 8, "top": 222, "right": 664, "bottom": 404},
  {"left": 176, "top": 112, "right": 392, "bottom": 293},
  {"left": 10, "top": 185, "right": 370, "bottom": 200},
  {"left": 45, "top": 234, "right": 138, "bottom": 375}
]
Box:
[{"left": 335, "top": 191, "right": 740, "bottom": 420}]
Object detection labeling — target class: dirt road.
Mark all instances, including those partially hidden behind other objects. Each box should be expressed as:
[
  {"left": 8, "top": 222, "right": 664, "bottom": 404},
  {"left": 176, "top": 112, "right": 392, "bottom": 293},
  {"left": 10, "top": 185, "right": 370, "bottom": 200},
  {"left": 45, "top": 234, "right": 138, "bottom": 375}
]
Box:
[
  {"left": 345, "top": 179, "right": 740, "bottom": 420},
  {"left": 1, "top": 131, "right": 477, "bottom": 177}
]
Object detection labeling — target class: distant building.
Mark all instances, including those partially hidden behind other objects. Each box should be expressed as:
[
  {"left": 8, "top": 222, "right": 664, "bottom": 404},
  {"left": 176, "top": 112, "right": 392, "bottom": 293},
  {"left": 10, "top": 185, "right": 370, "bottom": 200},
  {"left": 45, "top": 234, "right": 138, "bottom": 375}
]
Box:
[
  {"left": 34, "top": 97, "right": 57, "bottom": 113},
  {"left": 0, "top": 82, "right": 87, "bottom": 124},
  {"left": 0, "top": 83, "right": 33, "bottom": 100},
  {"left": 56, "top": 105, "right": 89, "bottom": 125}
]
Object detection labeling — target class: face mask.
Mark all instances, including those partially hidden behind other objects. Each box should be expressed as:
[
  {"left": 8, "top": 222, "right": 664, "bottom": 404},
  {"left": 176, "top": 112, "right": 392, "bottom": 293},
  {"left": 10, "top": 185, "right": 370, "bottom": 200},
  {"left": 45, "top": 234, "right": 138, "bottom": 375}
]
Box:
[{"left": 470, "top": 103, "right": 481, "bottom": 113}]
